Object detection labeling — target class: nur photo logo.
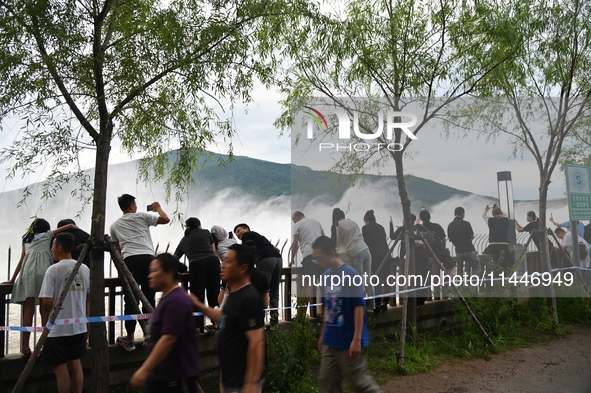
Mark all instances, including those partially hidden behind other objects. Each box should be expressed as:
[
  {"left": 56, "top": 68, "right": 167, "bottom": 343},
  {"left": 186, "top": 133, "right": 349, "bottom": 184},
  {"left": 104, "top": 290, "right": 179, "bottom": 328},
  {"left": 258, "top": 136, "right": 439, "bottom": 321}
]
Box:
[{"left": 302, "top": 105, "right": 417, "bottom": 152}]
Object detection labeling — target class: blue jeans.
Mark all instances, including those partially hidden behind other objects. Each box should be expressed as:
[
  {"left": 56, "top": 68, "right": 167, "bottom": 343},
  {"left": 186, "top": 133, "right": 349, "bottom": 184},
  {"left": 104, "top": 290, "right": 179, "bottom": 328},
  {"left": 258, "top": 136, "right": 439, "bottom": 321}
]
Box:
[
  {"left": 456, "top": 250, "right": 481, "bottom": 276},
  {"left": 350, "top": 248, "right": 375, "bottom": 310}
]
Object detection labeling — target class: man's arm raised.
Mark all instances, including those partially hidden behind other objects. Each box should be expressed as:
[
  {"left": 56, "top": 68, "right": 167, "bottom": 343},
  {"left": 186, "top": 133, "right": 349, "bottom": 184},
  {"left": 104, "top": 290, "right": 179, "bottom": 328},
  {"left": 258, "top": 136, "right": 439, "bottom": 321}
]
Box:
[{"left": 151, "top": 202, "right": 170, "bottom": 225}]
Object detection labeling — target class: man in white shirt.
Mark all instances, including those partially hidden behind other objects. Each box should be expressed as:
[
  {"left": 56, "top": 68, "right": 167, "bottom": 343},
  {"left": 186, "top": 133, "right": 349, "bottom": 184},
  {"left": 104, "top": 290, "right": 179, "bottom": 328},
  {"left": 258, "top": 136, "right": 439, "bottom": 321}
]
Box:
[
  {"left": 290, "top": 211, "right": 325, "bottom": 300},
  {"left": 555, "top": 227, "right": 590, "bottom": 267},
  {"left": 109, "top": 194, "right": 170, "bottom": 351},
  {"left": 39, "top": 233, "right": 90, "bottom": 393}
]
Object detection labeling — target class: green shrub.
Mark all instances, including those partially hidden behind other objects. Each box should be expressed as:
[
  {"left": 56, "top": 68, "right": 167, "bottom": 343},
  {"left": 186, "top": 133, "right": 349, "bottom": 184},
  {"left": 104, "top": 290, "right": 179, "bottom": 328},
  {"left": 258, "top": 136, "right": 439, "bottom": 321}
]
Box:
[
  {"left": 557, "top": 296, "right": 591, "bottom": 323},
  {"left": 264, "top": 306, "right": 320, "bottom": 393}
]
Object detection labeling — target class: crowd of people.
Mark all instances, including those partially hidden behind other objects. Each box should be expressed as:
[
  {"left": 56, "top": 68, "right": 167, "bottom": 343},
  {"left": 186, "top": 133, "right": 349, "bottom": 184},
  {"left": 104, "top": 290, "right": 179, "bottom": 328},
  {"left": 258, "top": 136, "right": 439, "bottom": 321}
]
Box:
[{"left": 4, "top": 193, "right": 591, "bottom": 393}]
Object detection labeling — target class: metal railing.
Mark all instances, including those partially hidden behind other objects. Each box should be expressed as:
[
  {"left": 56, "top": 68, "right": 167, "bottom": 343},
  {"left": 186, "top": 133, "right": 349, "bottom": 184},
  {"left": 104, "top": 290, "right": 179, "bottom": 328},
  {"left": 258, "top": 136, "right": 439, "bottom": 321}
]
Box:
[{"left": 0, "top": 232, "right": 568, "bottom": 357}]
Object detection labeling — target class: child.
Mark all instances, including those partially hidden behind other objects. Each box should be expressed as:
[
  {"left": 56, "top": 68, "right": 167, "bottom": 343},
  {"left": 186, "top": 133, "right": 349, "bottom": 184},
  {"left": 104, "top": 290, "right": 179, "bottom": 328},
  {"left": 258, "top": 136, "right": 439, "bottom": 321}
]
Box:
[{"left": 4, "top": 218, "right": 78, "bottom": 357}]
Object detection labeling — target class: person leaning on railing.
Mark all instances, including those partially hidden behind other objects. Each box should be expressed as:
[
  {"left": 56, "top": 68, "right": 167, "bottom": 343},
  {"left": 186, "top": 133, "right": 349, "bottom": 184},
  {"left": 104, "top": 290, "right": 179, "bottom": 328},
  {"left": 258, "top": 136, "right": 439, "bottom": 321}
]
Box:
[{"left": 482, "top": 204, "right": 510, "bottom": 271}]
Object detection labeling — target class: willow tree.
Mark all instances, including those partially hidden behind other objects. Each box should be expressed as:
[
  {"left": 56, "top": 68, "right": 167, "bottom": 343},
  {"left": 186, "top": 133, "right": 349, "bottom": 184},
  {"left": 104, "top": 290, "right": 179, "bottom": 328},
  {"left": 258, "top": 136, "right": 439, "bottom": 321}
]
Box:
[
  {"left": 277, "top": 0, "right": 519, "bottom": 353},
  {"left": 0, "top": 0, "right": 310, "bottom": 390},
  {"left": 453, "top": 0, "right": 591, "bottom": 327}
]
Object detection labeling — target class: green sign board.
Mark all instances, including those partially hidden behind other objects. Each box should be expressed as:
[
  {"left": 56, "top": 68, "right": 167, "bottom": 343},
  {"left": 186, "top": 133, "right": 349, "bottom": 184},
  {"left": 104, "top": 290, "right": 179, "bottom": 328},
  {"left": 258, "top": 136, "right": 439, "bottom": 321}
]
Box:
[{"left": 565, "top": 164, "right": 591, "bottom": 220}]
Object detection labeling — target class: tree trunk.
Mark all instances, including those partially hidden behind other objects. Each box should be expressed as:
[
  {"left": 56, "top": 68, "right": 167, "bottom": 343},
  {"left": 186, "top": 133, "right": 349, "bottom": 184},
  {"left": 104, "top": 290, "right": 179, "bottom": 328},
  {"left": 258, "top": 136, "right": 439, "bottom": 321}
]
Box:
[
  {"left": 537, "top": 177, "right": 559, "bottom": 329},
  {"left": 88, "top": 131, "right": 112, "bottom": 393},
  {"left": 393, "top": 150, "right": 417, "bottom": 329},
  {"left": 398, "top": 231, "right": 411, "bottom": 372}
]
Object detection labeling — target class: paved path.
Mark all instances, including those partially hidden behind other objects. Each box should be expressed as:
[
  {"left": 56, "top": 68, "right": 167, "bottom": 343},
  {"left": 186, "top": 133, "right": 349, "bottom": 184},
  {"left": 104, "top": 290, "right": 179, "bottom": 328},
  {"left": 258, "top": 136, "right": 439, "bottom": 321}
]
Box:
[{"left": 381, "top": 325, "right": 591, "bottom": 393}]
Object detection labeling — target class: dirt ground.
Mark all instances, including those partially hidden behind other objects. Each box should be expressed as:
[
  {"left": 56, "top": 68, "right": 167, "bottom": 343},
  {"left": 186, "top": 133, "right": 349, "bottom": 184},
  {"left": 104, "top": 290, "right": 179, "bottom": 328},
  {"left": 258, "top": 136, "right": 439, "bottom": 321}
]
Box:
[{"left": 380, "top": 325, "right": 591, "bottom": 393}]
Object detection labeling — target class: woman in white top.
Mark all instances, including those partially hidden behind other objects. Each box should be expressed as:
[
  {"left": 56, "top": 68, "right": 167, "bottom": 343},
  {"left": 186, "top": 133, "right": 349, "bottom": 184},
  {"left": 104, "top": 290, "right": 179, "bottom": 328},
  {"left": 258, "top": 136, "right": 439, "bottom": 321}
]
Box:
[
  {"left": 334, "top": 211, "right": 375, "bottom": 311},
  {"left": 210, "top": 225, "right": 236, "bottom": 261}
]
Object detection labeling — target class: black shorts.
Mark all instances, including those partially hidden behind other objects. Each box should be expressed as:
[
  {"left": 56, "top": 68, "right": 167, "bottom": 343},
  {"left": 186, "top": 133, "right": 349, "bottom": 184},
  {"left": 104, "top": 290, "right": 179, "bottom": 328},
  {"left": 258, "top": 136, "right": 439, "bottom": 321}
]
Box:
[{"left": 42, "top": 333, "right": 86, "bottom": 365}]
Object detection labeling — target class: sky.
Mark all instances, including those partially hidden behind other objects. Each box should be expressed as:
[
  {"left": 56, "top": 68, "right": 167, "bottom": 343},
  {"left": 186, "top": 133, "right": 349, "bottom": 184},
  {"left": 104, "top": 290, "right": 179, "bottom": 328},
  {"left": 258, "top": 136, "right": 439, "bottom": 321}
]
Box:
[
  {"left": 0, "top": 84, "right": 570, "bottom": 201},
  {"left": 204, "top": 88, "right": 568, "bottom": 202},
  {"left": 200, "top": 95, "right": 570, "bottom": 203}
]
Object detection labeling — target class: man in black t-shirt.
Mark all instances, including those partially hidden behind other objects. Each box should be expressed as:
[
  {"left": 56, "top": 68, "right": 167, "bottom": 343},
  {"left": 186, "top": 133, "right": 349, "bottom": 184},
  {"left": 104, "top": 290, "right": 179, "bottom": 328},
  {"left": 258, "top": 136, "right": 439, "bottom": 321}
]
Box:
[
  {"left": 220, "top": 267, "right": 270, "bottom": 309},
  {"left": 191, "top": 244, "right": 265, "bottom": 392},
  {"left": 234, "top": 223, "right": 282, "bottom": 328},
  {"left": 447, "top": 207, "right": 481, "bottom": 276},
  {"left": 482, "top": 205, "right": 511, "bottom": 270},
  {"left": 416, "top": 210, "right": 456, "bottom": 272}
]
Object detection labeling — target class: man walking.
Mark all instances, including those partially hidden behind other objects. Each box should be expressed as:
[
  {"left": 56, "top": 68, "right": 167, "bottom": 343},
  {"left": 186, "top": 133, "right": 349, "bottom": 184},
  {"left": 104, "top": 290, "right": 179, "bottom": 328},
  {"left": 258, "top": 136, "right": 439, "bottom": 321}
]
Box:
[
  {"left": 312, "top": 236, "right": 382, "bottom": 393},
  {"left": 234, "top": 223, "right": 282, "bottom": 328},
  {"left": 290, "top": 211, "right": 325, "bottom": 301},
  {"left": 110, "top": 194, "right": 170, "bottom": 351},
  {"left": 191, "top": 244, "right": 265, "bottom": 393},
  {"left": 448, "top": 207, "right": 481, "bottom": 276},
  {"left": 39, "top": 233, "right": 90, "bottom": 393}
]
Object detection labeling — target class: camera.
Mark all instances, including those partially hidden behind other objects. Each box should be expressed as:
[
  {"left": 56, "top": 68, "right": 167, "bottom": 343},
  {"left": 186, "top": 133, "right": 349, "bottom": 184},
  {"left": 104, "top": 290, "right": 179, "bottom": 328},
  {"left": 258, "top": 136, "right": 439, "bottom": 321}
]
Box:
[{"left": 147, "top": 205, "right": 153, "bottom": 211}]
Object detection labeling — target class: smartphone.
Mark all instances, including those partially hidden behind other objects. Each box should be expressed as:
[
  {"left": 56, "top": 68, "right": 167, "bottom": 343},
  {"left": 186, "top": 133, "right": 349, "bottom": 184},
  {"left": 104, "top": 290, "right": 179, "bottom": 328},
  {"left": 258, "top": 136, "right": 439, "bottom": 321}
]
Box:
[
  {"left": 228, "top": 231, "right": 234, "bottom": 239},
  {"left": 147, "top": 205, "right": 153, "bottom": 211}
]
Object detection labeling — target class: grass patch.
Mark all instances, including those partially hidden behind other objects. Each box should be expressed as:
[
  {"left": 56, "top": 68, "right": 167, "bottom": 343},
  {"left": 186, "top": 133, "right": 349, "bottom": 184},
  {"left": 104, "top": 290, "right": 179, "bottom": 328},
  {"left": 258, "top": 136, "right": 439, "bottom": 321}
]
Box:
[{"left": 556, "top": 294, "right": 591, "bottom": 324}]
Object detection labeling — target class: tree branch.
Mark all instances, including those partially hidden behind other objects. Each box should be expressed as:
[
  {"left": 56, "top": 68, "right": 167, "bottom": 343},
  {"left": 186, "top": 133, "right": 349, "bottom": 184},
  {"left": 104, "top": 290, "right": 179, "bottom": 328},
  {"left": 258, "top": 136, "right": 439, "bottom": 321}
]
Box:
[
  {"left": 110, "top": 1, "right": 284, "bottom": 120},
  {"left": 28, "top": 10, "right": 100, "bottom": 141}
]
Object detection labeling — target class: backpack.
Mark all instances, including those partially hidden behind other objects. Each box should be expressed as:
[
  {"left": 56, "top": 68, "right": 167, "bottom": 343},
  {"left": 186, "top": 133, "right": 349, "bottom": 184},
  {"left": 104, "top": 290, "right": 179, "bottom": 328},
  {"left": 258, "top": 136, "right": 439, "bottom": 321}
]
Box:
[
  {"left": 416, "top": 225, "right": 455, "bottom": 270},
  {"left": 417, "top": 225, "right": 440, "bottom": 245}
]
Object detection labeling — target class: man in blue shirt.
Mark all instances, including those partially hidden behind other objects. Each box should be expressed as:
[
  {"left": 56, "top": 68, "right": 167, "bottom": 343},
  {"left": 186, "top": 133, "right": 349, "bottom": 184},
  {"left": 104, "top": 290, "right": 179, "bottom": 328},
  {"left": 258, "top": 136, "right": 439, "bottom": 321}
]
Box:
[
  {"left": 312, "top": 236, "right": 382, "bottom": 393},
  {"left": 550, "top": 214, "right": 585, "bottom": 238}
]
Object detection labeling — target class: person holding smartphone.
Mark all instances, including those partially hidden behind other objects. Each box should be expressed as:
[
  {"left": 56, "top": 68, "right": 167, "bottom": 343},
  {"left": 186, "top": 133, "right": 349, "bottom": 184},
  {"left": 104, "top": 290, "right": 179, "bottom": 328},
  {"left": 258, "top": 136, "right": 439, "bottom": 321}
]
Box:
[
  {"left": 482, "top": 204, "right": 511, "bottom": 271},
  {"left": 109, "top": 194, "right": 170, "bottom": 351}
]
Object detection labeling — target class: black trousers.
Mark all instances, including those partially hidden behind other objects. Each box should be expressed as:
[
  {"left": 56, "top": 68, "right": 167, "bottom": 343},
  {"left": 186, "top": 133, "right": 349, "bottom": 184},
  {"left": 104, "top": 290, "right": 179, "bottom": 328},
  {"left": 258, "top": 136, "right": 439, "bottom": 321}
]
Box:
[
  {"left": 483, "top": 244, "right": 511, "bottom": 271},
  {"left": 414, "top": 247, "right": 430, "bottom": 307},
  {"left": 189, "top": 256, "right": 221, "bottom": 307},
  {"left": 123, "top": 254, "right": 156, "bottom": 335},
  {"left": 145, "top": 375, "right": 199, "bottom": 393}
]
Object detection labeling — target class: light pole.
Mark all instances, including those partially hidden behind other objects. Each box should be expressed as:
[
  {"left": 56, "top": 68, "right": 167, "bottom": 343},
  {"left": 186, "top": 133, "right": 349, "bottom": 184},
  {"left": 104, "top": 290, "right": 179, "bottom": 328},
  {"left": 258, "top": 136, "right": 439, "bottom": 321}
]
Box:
[{"left": 497, "top": 171, "right": 516, "bottom": 244}]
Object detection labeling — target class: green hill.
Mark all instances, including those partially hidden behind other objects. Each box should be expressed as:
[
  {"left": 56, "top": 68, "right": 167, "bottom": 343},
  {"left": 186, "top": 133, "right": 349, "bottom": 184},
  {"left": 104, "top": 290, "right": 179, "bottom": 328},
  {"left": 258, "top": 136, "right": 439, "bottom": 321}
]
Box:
[
  {"left": 188, "top": 153, "right": 292, "bottom": 200},
  {"left": 164, "top": 151, "right": 475, "bottom": 207},
  {"left": 1, "top": 150, "right": 479, "bottom": 211}
]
